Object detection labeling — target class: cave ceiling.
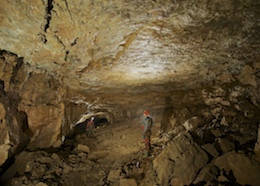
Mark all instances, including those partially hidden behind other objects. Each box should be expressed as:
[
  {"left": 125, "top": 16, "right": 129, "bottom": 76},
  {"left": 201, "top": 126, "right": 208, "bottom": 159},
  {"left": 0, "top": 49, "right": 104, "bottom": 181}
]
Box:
[{"left": 0, "top": 0, "right": 259, "bottom": 95}]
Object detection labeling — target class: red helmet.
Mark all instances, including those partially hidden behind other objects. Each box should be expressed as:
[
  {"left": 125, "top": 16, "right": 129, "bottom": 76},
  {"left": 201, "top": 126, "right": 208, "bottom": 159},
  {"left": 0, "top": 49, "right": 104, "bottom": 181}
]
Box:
[{"left": 143, "top": 110, "right": 149, "bottom": 116}]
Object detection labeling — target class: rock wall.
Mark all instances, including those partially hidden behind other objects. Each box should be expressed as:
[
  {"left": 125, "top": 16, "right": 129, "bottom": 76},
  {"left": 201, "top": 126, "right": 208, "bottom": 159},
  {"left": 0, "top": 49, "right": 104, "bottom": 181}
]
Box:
[
  {"left": 0, "top": 51, "right": 139, "bottom": 167},
  {"left": 0, "top": 51, "right": 66, "bottom": 167},
  {"left": 0, "top": 0, "right": 259, "bottom": 184}
]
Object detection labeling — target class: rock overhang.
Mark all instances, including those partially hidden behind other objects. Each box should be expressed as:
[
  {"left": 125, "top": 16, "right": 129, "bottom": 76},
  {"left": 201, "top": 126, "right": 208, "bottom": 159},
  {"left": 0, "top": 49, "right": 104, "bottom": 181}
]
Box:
[
  {"left": 1, "top": 0, "right": 259, "bottom": 94},
  {"left": 0, "top": 2, "right": 260, "bottom": 180}
]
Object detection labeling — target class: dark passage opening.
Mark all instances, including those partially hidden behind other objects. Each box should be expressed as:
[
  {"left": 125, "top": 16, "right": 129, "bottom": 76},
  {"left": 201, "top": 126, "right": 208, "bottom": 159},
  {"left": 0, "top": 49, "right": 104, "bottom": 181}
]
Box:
[
  {"left": 94, "top": 117, "right": 108, "bottom": 127},
  {"left": 72, "top": 116, "right": 108, "bottom": 135},
  {"left": 56, "top": 116, "right": 109, "bottom": 159}
]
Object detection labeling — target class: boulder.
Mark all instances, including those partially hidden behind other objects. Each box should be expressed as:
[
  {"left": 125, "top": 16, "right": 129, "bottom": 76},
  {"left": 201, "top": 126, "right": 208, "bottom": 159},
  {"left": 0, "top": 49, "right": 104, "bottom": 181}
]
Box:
[
  {"left": 15, "top": 151, "right": 35, "bottom": 175},
  {"left": 230, "top": 133, "right": 256, "bottom": 146},
  {"left": 237, "top": 65, "right": 257, "bottom": 88},
  {"left": 210, "top": 129, "right": 222, "bottom": 138},
  {"left": 217, "top": 137, "right": 235, "bottom": 153},
  {"left": 15, "top": 151, "right": 53, "bottom": 176},
  {"left": 0, "top": 144, "right": 10, "bottom": 166},
  {"left": 30, "top": 164, "right": 47, "bottom": 179},
  {"left": 193, "top": 163, "right": 219, "bottom": 184},
  {"left": 25, "top": 104, "right": 64, "bottom": 148},
  {"left": 215, "top": 151, "right": 260, "bottom": 186},
  {"left": 183, "top": 116, "right": 202, "bottom": 131},
  {"left": 170, "top": 177, "right": 184, "bottom": 186},
  {"left": 107, "top": 169, "right": 121, "bottom": 183},
  {"left": 201, "top": 143, "right": 219, "bottom": 158},
  {"left": 153, "top": 132, "right": 208, "bottom": 186}
]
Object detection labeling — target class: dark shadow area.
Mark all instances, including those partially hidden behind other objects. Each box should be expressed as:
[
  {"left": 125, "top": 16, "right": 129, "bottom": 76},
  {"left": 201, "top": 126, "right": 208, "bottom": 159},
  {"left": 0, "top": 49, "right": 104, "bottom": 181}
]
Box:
[
  {"left": 192, "top": 170, "right": 243, "bottom": 186},
  {"left": 0, "top": 157, "right": 15, "bottom": 186},
  {"left": 237, "top": 139, "right": 257, "bottom": 154},
  {"left": 73, "top": 121, "right": 87, "bottom": 135},
  {"left": 72, "top": 116, "right": 109, "bottom": 135},
  {"left": 50, "top": 116, "right": 110, "bottom": 159},
  {"left": 0, "top": 80, "right": 5, "bottom": 95},
  {"left": 190, "top": 129, "right": 216, "bottom": 146},
  {"left": 0, "top": 112, "right": 31, "bottom": 186},
  {"left": 94, "top": 117, "right": 109, "bottom": 127},
  {"left": 161, "top": 97, "right": 174, "bottom": 132}
]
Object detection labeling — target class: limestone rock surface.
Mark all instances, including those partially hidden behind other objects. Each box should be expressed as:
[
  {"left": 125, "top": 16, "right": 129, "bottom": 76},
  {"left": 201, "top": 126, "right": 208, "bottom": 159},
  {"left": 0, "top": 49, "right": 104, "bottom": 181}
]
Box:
[
  {"left": 214, "top": 151, "right": 260, "bottom": 186},
  {"left": 0, "top": 0, "right": 259, "bottom": 92},
  {"left": 0, "top": 1, "right": 260, "bottom": 185},
  {"left": 153, "top": 132, "right": 208, "bottom": 186}
]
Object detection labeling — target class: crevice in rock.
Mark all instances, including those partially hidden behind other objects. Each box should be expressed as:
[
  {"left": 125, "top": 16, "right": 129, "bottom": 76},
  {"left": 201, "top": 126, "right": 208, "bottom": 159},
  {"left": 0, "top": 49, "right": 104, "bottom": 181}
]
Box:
[
  {"left": 38, "top": 33, "right": 47, "bottom": 43},
  {"left": 64, "top": 50, "right": 69, "bottom": 61},
  {"left": 0, "top": 157, "right": 15, "bottom": 185},
  {"left": 10, "top": 57, "right": 23, "bottom": 84},
  {"left": 0, "top": 80, "right": 5, "bottom": 95},
  {"left": 70, "top": 38, "right": 78, "bottom": 46},
  {"left": 64, "top": 0, "right": 74, "bottom": 22},
  {"left": 54, "top": 35, "right": 65, "bottom": 48},
  {"left": 94, "top": 117, "right": 109, "bottom": 126},
  {"left": 0, "top": 104, "right": 31, "bottom": 186},
  {"left": 237, "top": 139, "right": 257, "bottom": 154},
  {"left": 44, "top": 0, "right": 53, "bottom": 32}
]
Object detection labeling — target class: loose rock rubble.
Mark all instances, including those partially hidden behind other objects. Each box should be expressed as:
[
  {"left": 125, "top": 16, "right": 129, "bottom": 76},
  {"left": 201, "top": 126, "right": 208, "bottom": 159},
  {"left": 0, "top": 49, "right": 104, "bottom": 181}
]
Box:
[{"left": 2, "top": 109, "right": 260, "bottom": 186}]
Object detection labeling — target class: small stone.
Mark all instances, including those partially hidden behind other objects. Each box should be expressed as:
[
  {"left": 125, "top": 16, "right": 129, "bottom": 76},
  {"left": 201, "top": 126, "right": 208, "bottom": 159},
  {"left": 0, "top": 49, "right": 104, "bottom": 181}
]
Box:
[
  {"left": 210, "top": 129, "right": 222, "bottom": 137},
  {"left": 220, "top": 100, "right": 231, "bottom": 106},
  {"left": 107, "top": 169, "right": 121, "bottom": 182},
  {"left": 234, "top": 104, "right": 241, "bottom": 111},
  {"left": 37, "top": 156, "right": 53, "bottom": 164},
  {"left": 217, "top": 138, "right": 235, "bottom": 153},
  {"left": 119, "top": 178, "right": 137, "bottom": 186},
  {"left": 220, "top": 117, "right": 228, "bottom": 126},
  {"left": 121, "top": 135, "right": 126, "bottom": 139},
  {"left": 35, "top": 182, "right": 48, "bottom": 186},
  {"left": 183, "top": 116, "right": 202, "bottom": 131},
  {"left": 62, "top": 163, "right": 73, "bottom": 174},
  {"left": 73, "top": 144, "right": 90, "bottom": 154},
  {"left": 218, "top": 175, "right": 229, "bottom": 182},
  {"left": 68, "top": 154, "right": 79, "bottom": 164}
]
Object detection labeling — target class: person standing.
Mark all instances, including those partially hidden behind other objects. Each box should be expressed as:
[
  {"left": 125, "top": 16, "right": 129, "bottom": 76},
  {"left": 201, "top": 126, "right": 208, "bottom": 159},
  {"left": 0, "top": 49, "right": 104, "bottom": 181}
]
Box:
[
  {"left": 141, "top": 110, "right": 153, "bottom": 158},
  {"left": 86, "top": 117, "right": 95, "bottom": 138}
]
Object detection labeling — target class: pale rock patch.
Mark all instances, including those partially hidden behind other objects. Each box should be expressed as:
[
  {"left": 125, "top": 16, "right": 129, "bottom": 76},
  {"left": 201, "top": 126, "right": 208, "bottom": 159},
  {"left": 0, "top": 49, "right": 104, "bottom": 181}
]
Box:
[{"left": 119, "top": 178, "right": 137, "bottom": 186}]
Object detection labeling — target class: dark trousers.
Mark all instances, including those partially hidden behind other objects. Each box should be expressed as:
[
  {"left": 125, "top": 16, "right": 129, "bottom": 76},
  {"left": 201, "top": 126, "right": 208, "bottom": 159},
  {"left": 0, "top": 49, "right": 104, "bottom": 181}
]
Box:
[{"left": 144, "top": 130, "right": 151, "bottom": 156}]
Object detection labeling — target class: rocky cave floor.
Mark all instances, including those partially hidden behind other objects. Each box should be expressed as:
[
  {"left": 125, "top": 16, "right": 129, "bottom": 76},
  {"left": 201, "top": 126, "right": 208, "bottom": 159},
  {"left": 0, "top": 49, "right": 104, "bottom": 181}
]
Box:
[{"left": 1, "top": 115, "right": 260, "bottom": 186}]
